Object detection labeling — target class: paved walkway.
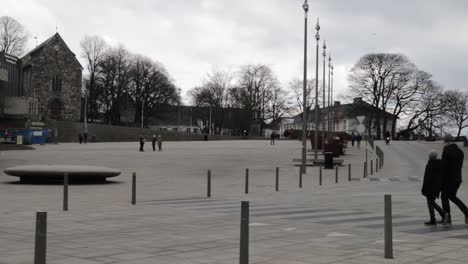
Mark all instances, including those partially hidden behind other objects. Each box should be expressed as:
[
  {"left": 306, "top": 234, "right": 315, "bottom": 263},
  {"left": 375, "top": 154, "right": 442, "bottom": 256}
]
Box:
[{"left": 1, "top": 140, "right": 468, "bottom": 263}]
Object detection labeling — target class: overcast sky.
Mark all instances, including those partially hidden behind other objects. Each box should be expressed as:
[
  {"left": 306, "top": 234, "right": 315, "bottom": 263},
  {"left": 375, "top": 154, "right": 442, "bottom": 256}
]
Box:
[{"left": 2, "top": 0, "right": 468, "bottom": 104}]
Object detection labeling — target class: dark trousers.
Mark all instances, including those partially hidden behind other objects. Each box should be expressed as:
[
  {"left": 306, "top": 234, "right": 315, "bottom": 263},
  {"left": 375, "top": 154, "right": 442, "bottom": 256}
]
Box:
[
  {"left": 139, "top": 143, "right": 144, "bottom": 152},
  {"left": 158, "top": 144, "right": 162, "bottom": 151},
  {"left": 427, "top": 197, "right": 444, "bottom": 220},
  {"left": 152, "top": 143, "right": 156, "bottom": 151},
  {"left": 442, "top": 186, "right": 468, "bottom": 216}
]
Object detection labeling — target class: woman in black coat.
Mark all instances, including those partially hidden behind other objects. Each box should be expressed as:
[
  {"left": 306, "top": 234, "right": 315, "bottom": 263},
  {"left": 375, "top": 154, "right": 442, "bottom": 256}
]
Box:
[{"left": 421, "top": 151, "right": 445, "bottom": 225}]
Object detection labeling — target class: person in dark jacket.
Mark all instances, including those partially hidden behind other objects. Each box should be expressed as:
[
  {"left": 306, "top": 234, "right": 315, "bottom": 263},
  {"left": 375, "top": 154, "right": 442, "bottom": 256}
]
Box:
[
  {"left": 356, "top": 133, "right": 362, "bottom": 148},
  {"left": 351, "top": 132, "right": 356, "bottom": 147},
  {"left": 152, "top": 135, "right": 156, "bottom": 152},
  {"left": 139, "top": 136, "right": 145, "bottom": 152},
  {"left": 422, "top": 151, "right": 445, "bottom": 225},
  {"left": 157, "top": 135, "right": 163, "bottom": 151},
  {"left": 441, "top": 135, "right": 468, "bottom": 225}
]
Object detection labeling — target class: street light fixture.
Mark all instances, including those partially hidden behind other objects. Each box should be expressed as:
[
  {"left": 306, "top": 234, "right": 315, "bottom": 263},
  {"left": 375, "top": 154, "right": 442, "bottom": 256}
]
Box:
[
  {"left": 322, "top": 40, "right": 326, "bottom": 149},
  {"left": 301, "top": 0, "right": 309, "bottom": 173},
  {"left": 331, "top": 63, "right": 334, "bottom": 132},
  {"left": 314, "top": 18, "right": 320, "bottom": 161},
  {"left": 177, "top": 88, "right": 181, "bottom": 130},
  {"left": 328, "top": 53, "right": 331, "bottom": 138}
]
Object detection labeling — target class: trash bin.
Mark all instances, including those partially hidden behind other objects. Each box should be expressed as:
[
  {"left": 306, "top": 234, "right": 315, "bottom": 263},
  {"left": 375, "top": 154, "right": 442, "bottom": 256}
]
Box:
[{"left": 324, "top": 152, "right": 334, "bottom": 169}]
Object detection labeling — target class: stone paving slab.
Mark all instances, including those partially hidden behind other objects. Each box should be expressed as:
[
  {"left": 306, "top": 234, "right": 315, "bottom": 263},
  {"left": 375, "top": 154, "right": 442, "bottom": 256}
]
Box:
[{"left": 1, "top": 140, "right": 468, "bottom": 263}]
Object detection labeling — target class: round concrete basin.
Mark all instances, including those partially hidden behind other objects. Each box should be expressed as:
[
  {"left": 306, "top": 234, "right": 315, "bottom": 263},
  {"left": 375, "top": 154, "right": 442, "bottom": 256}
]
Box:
[{"left": 4, "top": 165, "right": 121, "bottom": 182}]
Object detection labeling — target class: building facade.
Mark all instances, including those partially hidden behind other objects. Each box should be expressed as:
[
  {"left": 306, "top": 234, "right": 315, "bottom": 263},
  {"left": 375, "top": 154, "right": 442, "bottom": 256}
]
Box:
[
  {"left": 0, "top": 33, "right": 82, "bottom": 126},
  {"left": 22, "top": 33, "right": 82, "bottom": 121},
  {"left": 285, "top": 97, "right": 397, "bottom": 139}
]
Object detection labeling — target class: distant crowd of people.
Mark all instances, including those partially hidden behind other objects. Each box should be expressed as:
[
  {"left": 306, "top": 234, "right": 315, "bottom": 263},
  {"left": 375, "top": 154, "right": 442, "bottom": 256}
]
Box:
[{"left": 139, "top": 135, "right": 163, "bottom": 152}]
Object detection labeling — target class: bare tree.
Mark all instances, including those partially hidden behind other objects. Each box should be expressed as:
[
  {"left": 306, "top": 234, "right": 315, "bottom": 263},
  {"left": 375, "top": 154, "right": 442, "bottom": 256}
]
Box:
[
  {"left": 445, "top": 90, "right": 468, "bottom": 137},
  {"left": 349, "top": 53, "right": 422, "bottom": 138},
  {"left": 287, "top": 78, "right": 317, "bottom": 116},
  {"left": 189, "top": 69, "right": 233, "bottom": 134},
  {"left": 80, "top": 35, "right": 107, "bottom": 122},
  {"left": 0, "top": 16, "right": 28, "bottom": 56}
]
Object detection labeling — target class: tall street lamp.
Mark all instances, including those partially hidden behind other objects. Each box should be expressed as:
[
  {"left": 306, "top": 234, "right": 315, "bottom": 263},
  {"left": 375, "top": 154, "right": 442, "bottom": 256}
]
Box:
[
  {"left": 331, "top": 63, "right": 334, "bottom": 132},
  {"left": 84, "top": 91, "right": 88, "bottom": 133},
  {"left": 301, "top": 0, "right": 309, "bottom": 173},
  {"left": 177, "top": 88, "right": 181, "bottom": 129},
  {"left": 314, "top": 18, "right": 320, "bottom": 160},
  {"left": 328, "top": 53, "right": 331, "bottom": 138},
  {"left": 322, "top": 40, "right": 326, "bottom": 149}
]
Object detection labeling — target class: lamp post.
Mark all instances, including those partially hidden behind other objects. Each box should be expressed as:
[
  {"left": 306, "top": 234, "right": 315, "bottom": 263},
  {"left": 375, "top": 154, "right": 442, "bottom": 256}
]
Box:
[
  {"left": 328, "top": 54, "right": 331, "bottom": 138},
  {"left": 84, "top": 92, "right": 88, "bottom": 133},
  {"left": 177, "top": 88, "right": 181, "bottom": 130},
  {"left": 331, "top": 63, "right": 334, "bottom": 132},
  {"left": 314, "top": 18, "right": 320, "bottom": 160},
  {"left": 140, "top": 100, "right": 144, "bottom": 129},
  {"left": 322, "top": 41, "right": 326, "bottom": 149},
  {"left": 301, "top": 0, "right": 309, "bottom": 173}
]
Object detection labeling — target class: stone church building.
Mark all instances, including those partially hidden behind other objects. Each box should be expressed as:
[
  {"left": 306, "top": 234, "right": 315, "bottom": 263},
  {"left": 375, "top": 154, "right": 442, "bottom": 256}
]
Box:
[{"left": 0, "top": 33, "right": 82, "bottom": 127}]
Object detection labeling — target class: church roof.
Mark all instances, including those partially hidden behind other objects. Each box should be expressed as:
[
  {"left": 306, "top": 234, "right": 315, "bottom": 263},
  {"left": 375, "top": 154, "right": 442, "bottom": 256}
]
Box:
[{"left": 21, "top": 33, "right": 83, "bottom": 69}]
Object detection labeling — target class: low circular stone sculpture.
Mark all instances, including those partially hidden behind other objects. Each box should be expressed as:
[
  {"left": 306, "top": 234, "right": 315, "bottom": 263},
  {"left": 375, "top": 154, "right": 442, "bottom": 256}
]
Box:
[{"left": 4, "top": 165, "right": 121, "bottom": 183}]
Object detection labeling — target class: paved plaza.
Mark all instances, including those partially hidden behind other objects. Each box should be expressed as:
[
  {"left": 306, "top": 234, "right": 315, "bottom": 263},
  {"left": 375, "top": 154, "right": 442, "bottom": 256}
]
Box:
[{"left": 2, "top": 140, "right": 468, "bottom": 263}]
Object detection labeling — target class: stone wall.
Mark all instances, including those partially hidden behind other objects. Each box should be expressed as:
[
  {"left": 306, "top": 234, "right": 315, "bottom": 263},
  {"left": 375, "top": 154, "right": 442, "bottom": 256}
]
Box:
[
  {"left": 28, "top": 35, "right": 82, "bottom": 121},
  {"left": 54, "top": 121, "right": 259, "bottom": 143}
]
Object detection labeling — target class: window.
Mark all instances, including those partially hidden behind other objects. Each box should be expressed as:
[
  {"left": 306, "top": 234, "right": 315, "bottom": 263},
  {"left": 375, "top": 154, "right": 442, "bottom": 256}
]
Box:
[
  {"left": 193, "top": 128, "right": 199, "bottom": 134},
  {"left": 173, "top": 128, "right": 178, "bottom": 132},
  {"left": 52, "top": 75, "right": 62, "bottom": 91},
  {"left": 159, "top": 128, "right": 164, "bottom": 131},
  {"left": 186, "top": 128, "right": 191, "bottom": 133}
]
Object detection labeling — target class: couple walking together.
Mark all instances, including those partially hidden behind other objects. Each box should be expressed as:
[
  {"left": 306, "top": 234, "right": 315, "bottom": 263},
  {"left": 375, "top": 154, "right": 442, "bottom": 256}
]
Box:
[{"left": 422, "top": 135, "right": 468, "bottom": 225}]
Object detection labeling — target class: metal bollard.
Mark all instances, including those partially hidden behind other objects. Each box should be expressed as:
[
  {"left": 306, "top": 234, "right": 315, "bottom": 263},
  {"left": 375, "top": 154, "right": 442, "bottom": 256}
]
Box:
[
  {"left": 335, "top": 166, "right": 339, "bottom": 184},
  {"left": 63, "top": 173, "right": 68, "bottom": 211},
  {"left": 363, "top": 162, "right": 367, "bottom": 178},
  {"left": 319, "top": 166, "right": 322, "bottom": 186},
  {"left": 131, "top": 172, "right": 136, "bottom": 205},
  {"left": 348, "top": 164, "right": 351, "bottom": 181},
  {"left": 207, "top": 170, "right": 211, "bottom": 198},
  {"left": 240, "top": 201, "right": 249, "bottom": 264},
  {"left": 385, "top": 194, "right": 393, "bottom": 259},
  {"left": 299, "top": 166, "right": 303, "bottom": 188},
  {"left": 275, "top": 167, "right": 279, "bottom": 192},
  {"left": 366, "top": 149, "right": 368, "bottom": 164},
  {"left": 34, "top": 211, "right": 47, "bottom": 264},
  {"left": 245, "top": 168, "right": 249, "bottom": 194},
  {"left": 371, "top": 160, "right": 373, "bottom": 175}
]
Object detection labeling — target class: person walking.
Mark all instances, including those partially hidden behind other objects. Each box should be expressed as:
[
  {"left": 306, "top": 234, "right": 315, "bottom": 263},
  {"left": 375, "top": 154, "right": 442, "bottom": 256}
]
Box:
[
  {"left": 441, "top": 135, "right": 468, "bottom": 225},
  {"left": 422, "top": 151, "right": 445, "bottom": 225},
  {"left": 83, "top": 132, "right": 88, "bottom": 144},
  {"left": 351, "top": 132, "right": 356, "bottom": 147},
  {"left": 270, "top": 132, "right": 275, "bottom": 145},
  {"left": 152, "top": 135, "right": 157, "bottom": 152},
  {"left": 157, "top": 135, "right": 163, "bottom": 151},
  {"left": 139, "top": 136, "right": 145, "bottom": 152},
  {"left": 78, "top": 133, "right": 83, "bottom": 144},
  {"left": 356, "top": 133, "right": 362, "bottom": 148}
]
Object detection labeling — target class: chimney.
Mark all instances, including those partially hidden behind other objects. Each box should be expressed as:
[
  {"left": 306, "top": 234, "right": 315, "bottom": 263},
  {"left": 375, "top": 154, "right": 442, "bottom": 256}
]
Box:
[{"left": 353, "top": 97, "right": 363, "bottom": 104}]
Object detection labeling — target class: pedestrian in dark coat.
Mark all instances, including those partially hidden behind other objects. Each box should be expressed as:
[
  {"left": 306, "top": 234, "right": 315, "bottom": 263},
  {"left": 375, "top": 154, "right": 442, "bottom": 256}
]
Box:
[
  {"left": 152, "top": 135, "right": 156, "bottom": 152},
  {"left": 157, "top": 135, "right": 163, "bottom": 151},
  {"left": 351, "top": 132, "right": 356, "bottom": 147},
  {"left": 270, "top": 132, "right": 275, "bottom": 145},
  {"left": 356, "top": 133, "right": 362, "bottom": 148},
  {"left": 139, "top": 136, "right": 145, "bottom": 152},
  {"left": 78, "top": 133, "right": 83, "bottom": 144},
  {"left": 441, "top": 135, "right": 468, "bottom": 225},
  {"left": 421, "top": 151, "right": 445, "bottom": 225}
]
